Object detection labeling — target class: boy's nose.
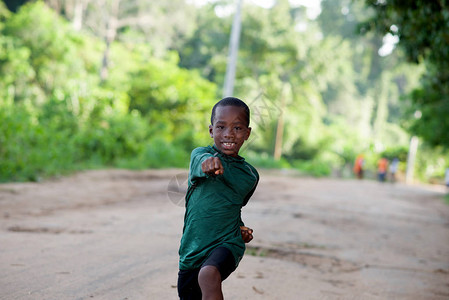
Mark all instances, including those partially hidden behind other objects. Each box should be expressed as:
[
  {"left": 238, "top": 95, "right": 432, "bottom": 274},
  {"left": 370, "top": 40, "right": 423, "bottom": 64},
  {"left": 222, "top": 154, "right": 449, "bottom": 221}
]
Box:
[{"left": 223, "top": 128, "right": 235, "bottom": 138}]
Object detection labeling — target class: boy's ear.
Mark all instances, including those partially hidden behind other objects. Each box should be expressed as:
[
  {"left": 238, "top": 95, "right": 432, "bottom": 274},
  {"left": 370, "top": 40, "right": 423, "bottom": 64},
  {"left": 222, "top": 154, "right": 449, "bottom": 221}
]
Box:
[
  {"left": 245, "top": 127, "right": 252, "bottom": 140},
  {"left": 209, "top": 124, "right": 214, "bottom": 138}
]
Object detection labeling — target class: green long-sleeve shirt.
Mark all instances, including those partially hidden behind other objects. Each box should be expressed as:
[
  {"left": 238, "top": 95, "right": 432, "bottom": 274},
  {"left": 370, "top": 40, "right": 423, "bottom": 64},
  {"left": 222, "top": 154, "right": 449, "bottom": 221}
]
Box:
[{"left": 178, "top": 145, "right": 259, "bottom": 270}]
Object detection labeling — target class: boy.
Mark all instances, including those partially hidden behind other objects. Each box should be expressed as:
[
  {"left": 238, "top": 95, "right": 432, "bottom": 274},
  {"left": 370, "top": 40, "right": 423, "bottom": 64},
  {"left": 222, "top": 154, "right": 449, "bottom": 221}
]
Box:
[{"left": 178, "top": 97, "right": 259, "bottom": 300}]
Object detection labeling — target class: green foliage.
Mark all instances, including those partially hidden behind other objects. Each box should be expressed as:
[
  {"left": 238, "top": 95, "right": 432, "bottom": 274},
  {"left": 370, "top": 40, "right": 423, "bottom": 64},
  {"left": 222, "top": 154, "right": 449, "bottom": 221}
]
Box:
[
  {"left": 75, "top": 112, "right": 146, "bottom": 165},
  {"left": 0, "top": 101, "right": 78, "bottom": 182},
  {"left": 291, "top": 159, "right": 332, "bottom": 177},
  {"left": 127, "top": 51, "right": 216, "bottom": 154},
  {"left": 3, "top": 1, "right": 92, "bottom": 102},
  {"left": 245, "top": 152, "right": 290, "bottom": 169},
  {"left": 413, "top": 144, "right": 449, "bottom": 183},
  {"left": 116, "top": 137, "right": 190, "bottom": 170},
  {"left": 0, "top": 2, "right": 216, "bottom": 181},
  {"left": 380, "top": 146, "right": 408, "bottom": 162},
  {"left": 1, "top": 0, "right": 447, "bottom": 185},
  {"left": 408, "top": 81, "right": 449, "bottom": 148},
  {"left": 177, "top": 3, "right": 230, "bottom": 81},
  {"left": 128, "top": 52, "right": 215, "bottom": 116},
  {"left": 283, "top": 137, "right": 323, "bottom": 161},
  {"left": 363, "top": 0, "right": 449, "bottom": 149},
  {"left": 245, "top": 151, "right": 332, "bottom": 178}
]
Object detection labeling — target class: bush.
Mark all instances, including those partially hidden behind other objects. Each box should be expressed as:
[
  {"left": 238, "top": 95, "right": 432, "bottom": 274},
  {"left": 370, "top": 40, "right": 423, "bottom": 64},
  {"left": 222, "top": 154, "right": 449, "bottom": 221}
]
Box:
[
  {"left": 0, "top": 102, "right": 78, "bottom": 181},
  {"left": 291, "top": 159, "right": 332, "bottom": 177},
  {"left": 116, "top": 137, "right": 190, "bottom": 169},
  {"left": 245, "top": 151, "right": 290, "bottom": 169}
]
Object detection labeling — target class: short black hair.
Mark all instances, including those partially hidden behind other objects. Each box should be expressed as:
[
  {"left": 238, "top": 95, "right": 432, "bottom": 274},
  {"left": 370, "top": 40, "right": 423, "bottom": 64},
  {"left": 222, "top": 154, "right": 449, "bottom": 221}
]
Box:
[{"left": 210, "top": 97, "right": 250, "bottom": 126}]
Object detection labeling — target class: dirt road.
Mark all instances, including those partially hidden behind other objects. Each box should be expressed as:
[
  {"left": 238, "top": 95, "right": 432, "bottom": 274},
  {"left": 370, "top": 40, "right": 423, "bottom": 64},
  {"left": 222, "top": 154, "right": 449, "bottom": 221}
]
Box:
[{"left": 1, "top": 169, "right": 448, "bottom": 300}]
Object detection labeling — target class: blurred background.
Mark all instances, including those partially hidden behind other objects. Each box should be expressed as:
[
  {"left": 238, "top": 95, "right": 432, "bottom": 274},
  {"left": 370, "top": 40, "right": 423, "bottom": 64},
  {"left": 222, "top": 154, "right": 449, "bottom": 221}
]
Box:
[{"left": 0, "top": 0, "right": 448, "bottom": 185}]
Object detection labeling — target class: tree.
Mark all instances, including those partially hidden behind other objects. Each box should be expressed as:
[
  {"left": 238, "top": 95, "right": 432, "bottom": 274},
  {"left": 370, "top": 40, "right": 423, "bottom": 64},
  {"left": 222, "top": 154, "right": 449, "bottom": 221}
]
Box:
[
  {"left": 43, "top": 0, "right": 197, "bottom": 81},
  {"left": 362, "top": 0, "right": 449, "bottom": 148},
  {"left": 1, "top": 1, "right": 97, "bottom": 105},
  {"left": 176, "top": 2, "right": 230, "bottom": 83},
  {"left": 3, "top": 0, "right": 29, "bottom": 12}
]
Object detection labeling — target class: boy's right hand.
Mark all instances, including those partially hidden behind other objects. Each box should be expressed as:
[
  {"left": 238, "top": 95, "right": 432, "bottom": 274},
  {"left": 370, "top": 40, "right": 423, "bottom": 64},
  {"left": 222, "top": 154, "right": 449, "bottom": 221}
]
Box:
[{"left": 202, "top": 157, "right": 224, "bottom": 175}]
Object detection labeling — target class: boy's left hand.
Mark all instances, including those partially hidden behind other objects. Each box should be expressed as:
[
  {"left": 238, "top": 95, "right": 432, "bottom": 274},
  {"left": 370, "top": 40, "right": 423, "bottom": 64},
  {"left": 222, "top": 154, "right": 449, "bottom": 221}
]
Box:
[{"left": 240, "top": 226, "right": 253, "bottom": 243}]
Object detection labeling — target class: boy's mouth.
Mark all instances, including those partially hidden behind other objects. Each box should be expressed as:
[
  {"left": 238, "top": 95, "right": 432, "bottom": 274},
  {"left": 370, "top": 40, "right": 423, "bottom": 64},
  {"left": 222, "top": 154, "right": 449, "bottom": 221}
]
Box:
[{"left": 221, "top": 142, "right": 236, "bottom": 150}]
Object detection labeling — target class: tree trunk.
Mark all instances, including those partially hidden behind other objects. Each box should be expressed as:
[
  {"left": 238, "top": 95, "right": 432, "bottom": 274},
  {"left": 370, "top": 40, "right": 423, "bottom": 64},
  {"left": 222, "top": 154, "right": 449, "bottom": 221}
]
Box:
[
  {"left": 405, "top": 136, "right": 419, "bottom": 184},
  {"left": 99, "top": 0, "right": 120, "bottom": 82},
  {"left": 100, "top": 39, "right": 111, "bottom": 82},
  {"left": 223, "top": 0, "right": 243, "bottom": 97},
  {"left": 274, "top": 83, "right": 287, "bottom": 160},
  {"left": 72, "top": 0, "right": 84, "bottom": 31}
]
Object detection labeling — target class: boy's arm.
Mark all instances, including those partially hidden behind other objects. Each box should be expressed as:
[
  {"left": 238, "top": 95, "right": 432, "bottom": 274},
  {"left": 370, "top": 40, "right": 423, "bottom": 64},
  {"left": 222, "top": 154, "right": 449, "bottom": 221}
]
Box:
[
  {"left": 189, "top": 149, "right": 224, "bottom": 182},
  {"left": 242, "top": 168, "right": 259, "bottom": 206},
  {"left": 239, "top": 215, "right": 253, "bottom": 243},
  {"left": 240, "top": 225, "right": 253, "bottom": 243},
  {"left": 201, "top": 156, "right": 224, "bottom": 175},
  {"left": 240, "top": 166, "right": 259, "bottom": 243}
]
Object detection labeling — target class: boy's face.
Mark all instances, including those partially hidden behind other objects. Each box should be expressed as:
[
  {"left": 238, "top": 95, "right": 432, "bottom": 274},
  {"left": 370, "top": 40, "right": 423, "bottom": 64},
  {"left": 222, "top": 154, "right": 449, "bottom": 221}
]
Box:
[{"left": 209, "top": 105, "right": 251, "bottom": 157}]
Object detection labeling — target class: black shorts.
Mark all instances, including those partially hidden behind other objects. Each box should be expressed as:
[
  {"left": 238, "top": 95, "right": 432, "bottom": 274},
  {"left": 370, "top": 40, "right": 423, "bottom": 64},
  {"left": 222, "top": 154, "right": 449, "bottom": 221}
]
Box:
[{"left": 177, "top": 246, "right": 236, "bottom": 300}]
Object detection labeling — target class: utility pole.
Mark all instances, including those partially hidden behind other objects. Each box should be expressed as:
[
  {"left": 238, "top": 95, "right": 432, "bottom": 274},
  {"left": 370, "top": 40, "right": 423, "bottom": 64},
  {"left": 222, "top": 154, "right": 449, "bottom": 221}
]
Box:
[
  {"left": 223, "top": 0, "right": 243, "bottom": 98},
  {"left": 274, "top": 83, "right": 287, "bottom": 160},
  {"left": 405, "top": 136, "right": 419, "bottom": 184}
]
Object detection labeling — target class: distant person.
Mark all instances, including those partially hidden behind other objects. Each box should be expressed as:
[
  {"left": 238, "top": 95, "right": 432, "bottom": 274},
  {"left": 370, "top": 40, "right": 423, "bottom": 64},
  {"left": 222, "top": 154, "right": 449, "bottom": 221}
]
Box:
[
  {"left": 377, "top": 157, "right": 388, "bottom": 182},
  {"left": 353, "top": 154, "right": 365, "bottom": 179},
  {"left": 389, "top": 157, "right": 399, "bottom": 182},
  {"left": 177, "top": 97, "right": 259, "bottom": 300}
]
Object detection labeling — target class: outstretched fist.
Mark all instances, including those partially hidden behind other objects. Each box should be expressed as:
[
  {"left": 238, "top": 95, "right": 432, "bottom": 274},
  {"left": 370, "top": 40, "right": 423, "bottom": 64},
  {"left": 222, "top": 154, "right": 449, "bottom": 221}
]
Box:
[
  {"left": 240, "top": 226, "right": 253, "bottom": 243},
  {"left": 202, "top": 157, "right": 224, "bottom": 175}
]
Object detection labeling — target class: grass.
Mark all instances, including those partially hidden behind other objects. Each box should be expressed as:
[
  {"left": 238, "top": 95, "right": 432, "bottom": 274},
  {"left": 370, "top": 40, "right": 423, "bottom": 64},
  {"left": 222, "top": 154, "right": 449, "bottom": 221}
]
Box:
[{"left": 245, "top": 246, "right": 268, "bottom": 257}]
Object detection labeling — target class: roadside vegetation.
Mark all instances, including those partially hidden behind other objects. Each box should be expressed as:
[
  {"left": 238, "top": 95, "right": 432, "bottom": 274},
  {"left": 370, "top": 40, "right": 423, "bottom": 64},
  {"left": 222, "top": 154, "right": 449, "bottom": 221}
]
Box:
[{"left": 0, "top": 0, "right": 447, "bottom": 184}]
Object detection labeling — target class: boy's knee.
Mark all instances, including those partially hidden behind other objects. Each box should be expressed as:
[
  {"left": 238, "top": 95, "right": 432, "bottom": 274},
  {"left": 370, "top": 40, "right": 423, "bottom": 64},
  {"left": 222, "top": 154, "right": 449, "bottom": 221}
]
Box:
[{"left": 198, "top": 265, "right": 221, "bottom": 291}]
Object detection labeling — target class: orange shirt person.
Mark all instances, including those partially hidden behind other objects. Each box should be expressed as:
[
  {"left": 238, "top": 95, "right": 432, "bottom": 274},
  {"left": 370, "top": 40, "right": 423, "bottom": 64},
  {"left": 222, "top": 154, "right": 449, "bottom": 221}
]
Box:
[
  {"left": 353, "top": 155, "right": 365, "bottom": 179},
  {"left": 377, "top": 158, "right": 388, "bottom": 182}
]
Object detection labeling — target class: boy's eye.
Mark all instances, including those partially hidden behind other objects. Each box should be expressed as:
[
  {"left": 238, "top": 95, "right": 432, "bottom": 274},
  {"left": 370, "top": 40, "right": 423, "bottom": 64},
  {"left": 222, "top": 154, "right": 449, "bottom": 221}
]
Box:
[
  {"left": 217, "top": 125, "right": 224, "bottom": 129},
  {"left": 235, "top": 127, "right": 242, "bottom": 130}
]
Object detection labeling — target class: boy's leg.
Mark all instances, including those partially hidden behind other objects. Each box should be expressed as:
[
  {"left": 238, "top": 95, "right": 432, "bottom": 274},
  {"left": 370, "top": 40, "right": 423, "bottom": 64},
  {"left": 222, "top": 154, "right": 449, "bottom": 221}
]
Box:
[
  {"left": 198, "top": 247, "right": 236, "bottom": 299},
  {"left": 198, "top": 266, "right": 223, "bottom": 300},
  {"left": 178, "top": 269, "right": 202, "bottom": 300}
]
